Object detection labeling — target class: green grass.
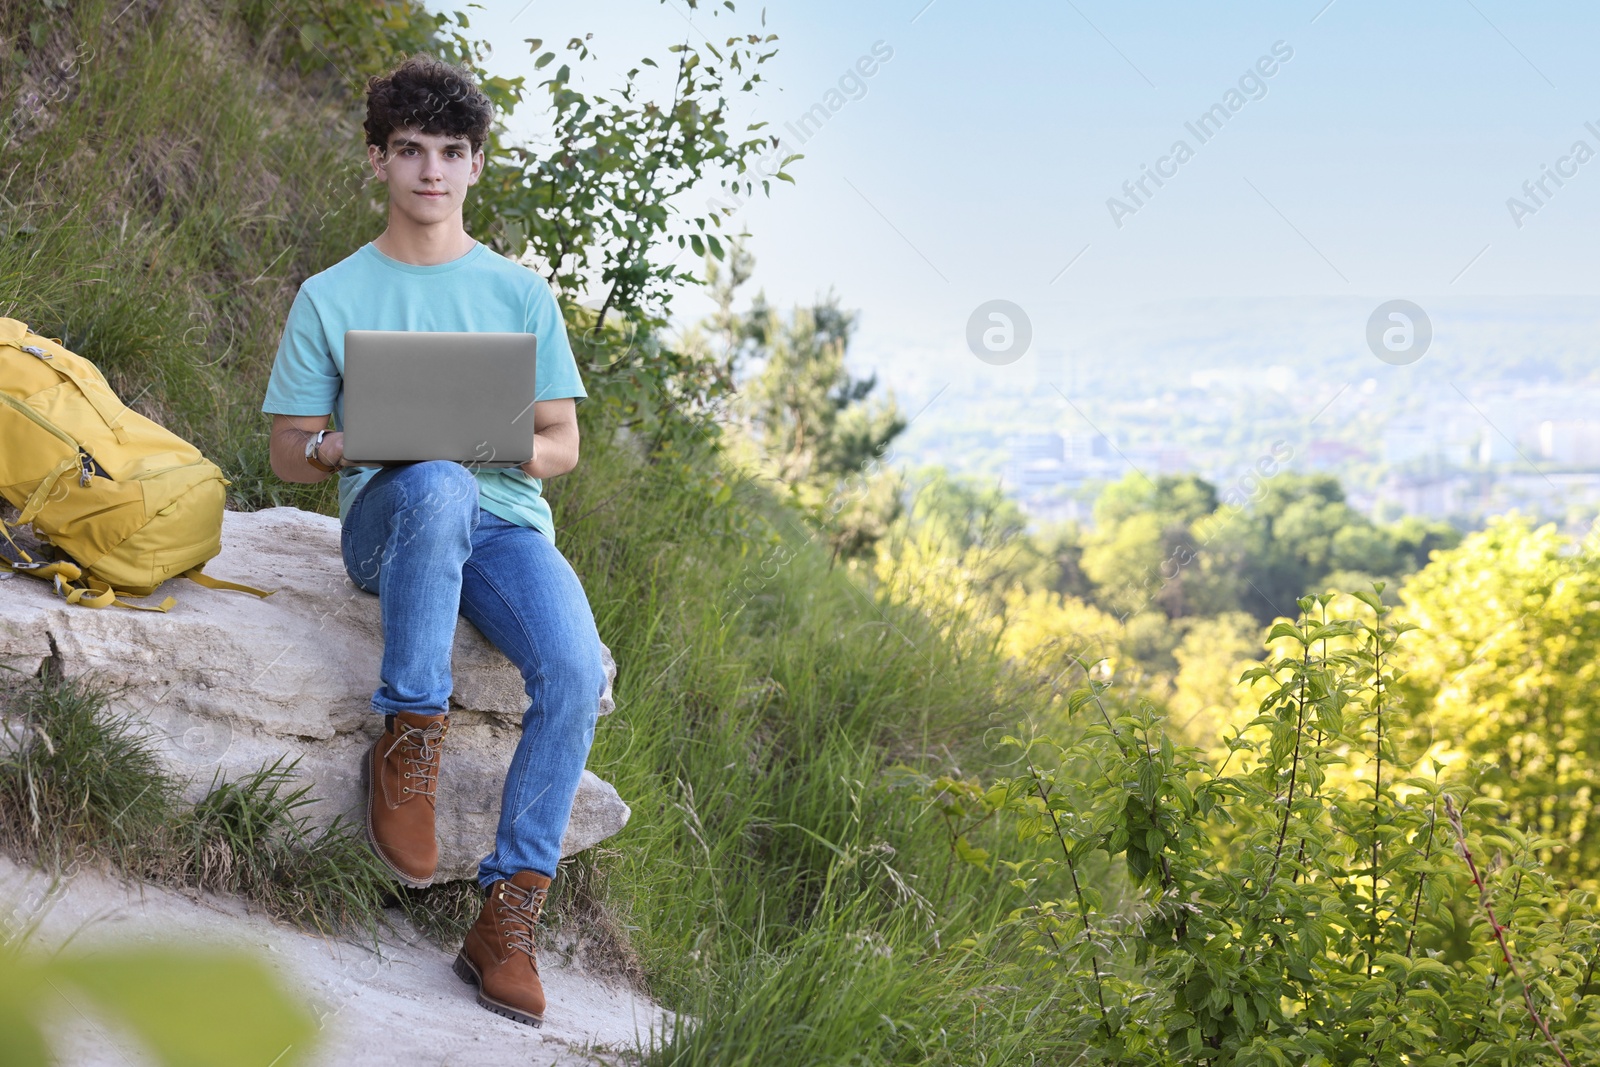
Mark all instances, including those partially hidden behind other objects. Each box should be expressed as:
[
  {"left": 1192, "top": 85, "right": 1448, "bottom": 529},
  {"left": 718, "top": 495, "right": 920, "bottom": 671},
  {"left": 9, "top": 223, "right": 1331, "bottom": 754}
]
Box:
[
  {"left": 1, "top": 0, "right": 363, "bottom": 514},
  {"left": 537, "top": 433, "right": 1101, "bottom": 1061},
  {"left": 176, "top": 757, "right": 394, "bottom": 935},
  {"left": 0, "top": 670, "right": 176, "bottom": 869},
  {"left": 0, "top": 671, "right": 400, "bottom": 937}
]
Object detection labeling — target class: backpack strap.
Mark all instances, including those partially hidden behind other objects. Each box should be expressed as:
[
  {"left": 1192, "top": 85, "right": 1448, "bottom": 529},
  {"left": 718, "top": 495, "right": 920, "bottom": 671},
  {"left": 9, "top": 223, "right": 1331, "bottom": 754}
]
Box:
[
  {"left": 2, "top": 334, "right": 133, "bottom": 443},
  {"left": 0, "top": 515, "right": 33, "bottom": 565},
  {"left": 183, "top": 567, "right": 273, "bottom": 598},
  {"left": 16, "top": 455, "right": 80, "bottom": 526},
  {"left": 1, "top": 552, "right": 175, "bottom": 611},
  {"left": 3, "top": 519, "right": 269, "bottom": 611},
  {"left": 72, "top": 573, "right": 176, "bottom": 612}
]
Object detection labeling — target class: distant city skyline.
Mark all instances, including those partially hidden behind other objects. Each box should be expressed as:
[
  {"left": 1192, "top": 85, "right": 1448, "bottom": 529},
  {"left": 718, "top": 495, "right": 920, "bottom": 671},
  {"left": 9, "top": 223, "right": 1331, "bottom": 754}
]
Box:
[{"left": 447, "top": 1, "right": 1600, "bottom": 525}]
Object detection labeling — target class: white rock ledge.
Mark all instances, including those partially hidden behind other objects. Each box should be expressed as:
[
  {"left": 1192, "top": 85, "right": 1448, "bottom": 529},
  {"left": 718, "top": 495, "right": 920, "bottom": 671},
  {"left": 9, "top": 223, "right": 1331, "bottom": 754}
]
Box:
[{"left": 0, "top": 507, "right": 629, "bottom": 882}]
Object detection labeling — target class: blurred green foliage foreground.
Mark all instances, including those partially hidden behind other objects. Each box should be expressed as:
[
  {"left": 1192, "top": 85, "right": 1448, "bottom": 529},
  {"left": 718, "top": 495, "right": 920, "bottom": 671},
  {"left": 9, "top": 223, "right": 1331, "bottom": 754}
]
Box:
[{"left": 0, "top": 941, "right": 317, "bottom": 1067}]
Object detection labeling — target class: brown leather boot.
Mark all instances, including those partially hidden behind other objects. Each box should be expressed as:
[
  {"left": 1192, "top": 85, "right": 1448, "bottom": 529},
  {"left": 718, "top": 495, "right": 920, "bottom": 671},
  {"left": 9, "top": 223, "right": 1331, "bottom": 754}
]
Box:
[
  {"left": 362, "top": 710, "right": 448, "bottom": 886},
  {"left": 453, "top": 870, "right": 550, "bottom": 1027}
]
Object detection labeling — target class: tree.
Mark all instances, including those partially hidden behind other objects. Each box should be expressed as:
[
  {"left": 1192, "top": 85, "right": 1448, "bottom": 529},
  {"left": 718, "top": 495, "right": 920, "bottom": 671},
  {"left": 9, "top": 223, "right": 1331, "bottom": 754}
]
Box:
[
  {"left": 1397, "top": 515, "right": 1600, "bottom": 883},
  {"left": 873, "top": 471, "right": 1046, "bottom": 646},
  {"left": 1082, "top": 474, "right": 1245, "bottom": 622},
  {"left": 742, "top": 293, "right": 902, "bottom": 481},
  {"left": 736, "top": 289, "right": 906, "bottom": 559}
]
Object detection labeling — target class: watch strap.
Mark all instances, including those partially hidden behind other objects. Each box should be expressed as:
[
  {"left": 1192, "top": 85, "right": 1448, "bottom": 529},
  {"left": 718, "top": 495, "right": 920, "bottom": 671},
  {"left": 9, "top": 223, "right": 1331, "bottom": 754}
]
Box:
[{"left": 306, "top": 430, "right": 338, "bottom": 473}]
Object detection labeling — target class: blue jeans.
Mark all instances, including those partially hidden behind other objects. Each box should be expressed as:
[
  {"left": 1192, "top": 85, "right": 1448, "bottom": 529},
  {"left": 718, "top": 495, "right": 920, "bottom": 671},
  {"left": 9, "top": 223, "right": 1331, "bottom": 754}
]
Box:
[{"left": 340, "top": 461, "right": 605, "bottom": 887}]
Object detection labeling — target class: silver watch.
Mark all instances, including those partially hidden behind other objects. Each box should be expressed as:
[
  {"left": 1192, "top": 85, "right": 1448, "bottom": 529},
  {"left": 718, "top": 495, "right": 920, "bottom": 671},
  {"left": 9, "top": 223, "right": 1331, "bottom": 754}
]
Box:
[{"left": 305, "top": 429, "right": 337, "bottom": 472}]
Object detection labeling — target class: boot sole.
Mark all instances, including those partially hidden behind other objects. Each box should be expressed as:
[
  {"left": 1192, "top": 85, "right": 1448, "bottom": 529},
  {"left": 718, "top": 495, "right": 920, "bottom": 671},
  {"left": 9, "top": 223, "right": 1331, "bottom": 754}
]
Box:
[
  {"left": 359, "top": 739, "right": 434, "bottom": 889},
  {"left": 453, "top": 951, "right": 544, "bottom": 1028}
]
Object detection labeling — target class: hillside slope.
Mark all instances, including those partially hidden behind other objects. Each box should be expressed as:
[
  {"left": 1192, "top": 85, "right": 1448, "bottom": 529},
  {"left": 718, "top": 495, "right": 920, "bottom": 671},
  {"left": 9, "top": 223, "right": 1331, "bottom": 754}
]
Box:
[{"left": 1, "top": 3, "right": 1079, "bottom": 1063}]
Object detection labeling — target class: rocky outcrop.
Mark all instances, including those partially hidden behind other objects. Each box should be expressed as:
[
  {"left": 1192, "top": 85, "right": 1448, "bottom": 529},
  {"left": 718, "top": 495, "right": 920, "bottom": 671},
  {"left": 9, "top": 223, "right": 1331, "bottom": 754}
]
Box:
[{"left": 0, "top": 507, "right": 629, "bottom": 882}]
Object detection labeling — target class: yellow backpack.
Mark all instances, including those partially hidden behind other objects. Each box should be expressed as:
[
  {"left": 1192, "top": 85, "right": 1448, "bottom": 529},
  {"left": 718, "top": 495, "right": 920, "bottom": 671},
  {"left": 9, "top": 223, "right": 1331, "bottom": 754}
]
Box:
[{"left": 0, "top": 318, "right": 268, "bottom": 610}]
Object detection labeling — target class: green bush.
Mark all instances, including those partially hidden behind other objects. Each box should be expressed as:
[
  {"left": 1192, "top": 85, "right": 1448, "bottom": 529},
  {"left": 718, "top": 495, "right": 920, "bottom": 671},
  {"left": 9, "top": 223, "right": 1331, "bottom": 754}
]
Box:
[{"left": 925, "top": 590, "right": 1600, "bottom": 1064}]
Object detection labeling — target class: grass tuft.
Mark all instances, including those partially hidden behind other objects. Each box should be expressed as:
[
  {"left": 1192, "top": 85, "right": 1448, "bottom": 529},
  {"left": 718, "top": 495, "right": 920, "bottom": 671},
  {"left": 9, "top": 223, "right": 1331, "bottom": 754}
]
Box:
[
  {"left": 543, "top": 847, "right": 647, "bottom": 985},
  {"left": 0, "top": 670, "right": 176, "bottom": 870},
  {"left": 0, "top": 672, "right": 398, "bottom": 939},
  {"left": 172, "top": 757, "right": 393, "bottom": 937},
  {"left": 393, "top": 880, "right": 482, "bottom": 949}
]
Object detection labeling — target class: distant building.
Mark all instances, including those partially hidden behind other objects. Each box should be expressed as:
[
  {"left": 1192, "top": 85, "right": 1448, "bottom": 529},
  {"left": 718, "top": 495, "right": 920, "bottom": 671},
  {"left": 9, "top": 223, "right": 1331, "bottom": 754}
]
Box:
[
  {"left": 1063, "top": 432, "right": 1115, "bottom": 464},
  {"left": 1005, "top": 432, "right": 1064, "bottom": 465},
  {"left": 1003, "top": 432, "right": 1067, "bottom": 495},
  {"left": 1307, "top": 439, "right": 1370, "bottom": 470},
  {"left": 1539, "top": 420, "right": 1600, "bottom": 467},
  {"left": 1378, "top": 470, "right": 1476, "bottom": 520},
  {"left": 1383, "top": 421, "right": 1434, "bottom": 465},
  {"left": 1484, "top": 471, "right": 1600, "bottom": 518}
]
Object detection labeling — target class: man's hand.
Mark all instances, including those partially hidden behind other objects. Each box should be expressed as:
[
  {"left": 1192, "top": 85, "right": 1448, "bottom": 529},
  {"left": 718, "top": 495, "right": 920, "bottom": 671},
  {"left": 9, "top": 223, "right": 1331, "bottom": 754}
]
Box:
[
  {"left": 315, "top": 430, "right": 346, "bottom": 468},
  {"left": 269, "top": 400, "right": 579, "bottom": 483},
  {"left": 518, "top": 398, "right": 579, "bottom": 479}
]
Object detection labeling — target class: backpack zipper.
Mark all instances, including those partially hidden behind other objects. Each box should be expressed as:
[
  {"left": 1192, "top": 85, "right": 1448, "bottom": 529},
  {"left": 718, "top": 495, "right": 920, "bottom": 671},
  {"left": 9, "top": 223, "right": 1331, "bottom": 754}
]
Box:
[
  {"left": 0, "top": 392, "right": 104, "bottom": 484},
  {"left": 0, "top": 390, "right": 78, "bottom": 448},
  {"left": 1, "top": 388, "right": 211, "bottom": 487}
]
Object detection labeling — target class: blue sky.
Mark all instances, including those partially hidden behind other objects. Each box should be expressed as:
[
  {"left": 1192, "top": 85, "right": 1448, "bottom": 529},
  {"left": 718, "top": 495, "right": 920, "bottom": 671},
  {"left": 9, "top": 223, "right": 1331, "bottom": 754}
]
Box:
[{"left": 448, "top": 0, "right": 1600, "bottom": 386}]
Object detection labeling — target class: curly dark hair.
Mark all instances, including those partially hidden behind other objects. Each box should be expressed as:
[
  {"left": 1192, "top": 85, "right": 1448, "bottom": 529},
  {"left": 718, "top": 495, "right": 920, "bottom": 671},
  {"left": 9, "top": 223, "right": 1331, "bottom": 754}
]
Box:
[{"left": 364, "top": 54, "right": 493, "bottom": 155}]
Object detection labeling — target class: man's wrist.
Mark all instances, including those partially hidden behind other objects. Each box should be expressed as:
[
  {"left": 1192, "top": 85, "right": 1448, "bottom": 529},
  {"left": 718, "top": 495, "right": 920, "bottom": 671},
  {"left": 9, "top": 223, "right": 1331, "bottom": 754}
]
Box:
[{"left": 305, "top": 429, "right": 338, "bottom": 473}]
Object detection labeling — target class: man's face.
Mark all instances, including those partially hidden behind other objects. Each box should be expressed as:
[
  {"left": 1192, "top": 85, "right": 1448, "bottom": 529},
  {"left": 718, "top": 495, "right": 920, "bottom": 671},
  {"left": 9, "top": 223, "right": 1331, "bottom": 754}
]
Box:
[{"left": 368, "top": 127, "right": 483, "bottom": 225}]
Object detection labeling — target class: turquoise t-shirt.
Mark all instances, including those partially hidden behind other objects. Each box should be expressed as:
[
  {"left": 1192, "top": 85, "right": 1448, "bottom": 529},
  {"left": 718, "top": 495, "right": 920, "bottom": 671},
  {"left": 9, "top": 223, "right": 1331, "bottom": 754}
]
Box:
[{"left": 261, "top": 240, "right": 586, "bottom": 543}]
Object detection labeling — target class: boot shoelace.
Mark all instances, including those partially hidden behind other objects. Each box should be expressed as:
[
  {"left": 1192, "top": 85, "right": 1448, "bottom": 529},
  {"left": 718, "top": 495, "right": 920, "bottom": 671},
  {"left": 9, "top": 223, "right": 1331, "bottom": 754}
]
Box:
[
  {"left": 385, "top": 721, "right": 446, "bottom": 799},
  {"left": 496, "top": 881, "right": 548, "bottom": 962}
]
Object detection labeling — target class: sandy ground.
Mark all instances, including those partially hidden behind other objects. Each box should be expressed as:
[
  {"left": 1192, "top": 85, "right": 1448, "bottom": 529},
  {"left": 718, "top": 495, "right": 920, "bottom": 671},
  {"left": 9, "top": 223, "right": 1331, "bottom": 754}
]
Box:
[{"left": 2, "top": 854, "right": 673, "bottom": 1066}]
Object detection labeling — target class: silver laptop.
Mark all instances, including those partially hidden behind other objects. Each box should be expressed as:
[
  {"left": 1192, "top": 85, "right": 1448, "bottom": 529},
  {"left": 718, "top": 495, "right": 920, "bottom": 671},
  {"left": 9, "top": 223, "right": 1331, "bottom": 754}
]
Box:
[{"left": 342, "top": 330, "right": 537, "bottom": 468}]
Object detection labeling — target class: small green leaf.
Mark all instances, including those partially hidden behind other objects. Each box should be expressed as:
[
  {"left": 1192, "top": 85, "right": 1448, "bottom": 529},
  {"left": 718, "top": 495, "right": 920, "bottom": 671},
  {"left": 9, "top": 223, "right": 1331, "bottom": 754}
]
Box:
[
  {"left": 50, "top": 948, "right": 317, "bottom": 1067},
  {"left": 954, "top": 835, "right": 991, "bottom": 870},
  {"left": 1138, "top": 762, "right": 1161, "bottom": 807},
  {"left": 1410, "top": 958, "right": 1455, "bottom": 982},
  {"left": 1267, "top": 622, "right": 1305, "bottom": 644}
]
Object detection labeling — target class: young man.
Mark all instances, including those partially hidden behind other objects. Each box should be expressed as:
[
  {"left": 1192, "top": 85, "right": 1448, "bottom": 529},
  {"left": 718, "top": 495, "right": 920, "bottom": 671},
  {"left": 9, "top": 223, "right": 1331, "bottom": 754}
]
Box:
[{"left": 261, "top": 54, "right": 606, "bottom": 1029}]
